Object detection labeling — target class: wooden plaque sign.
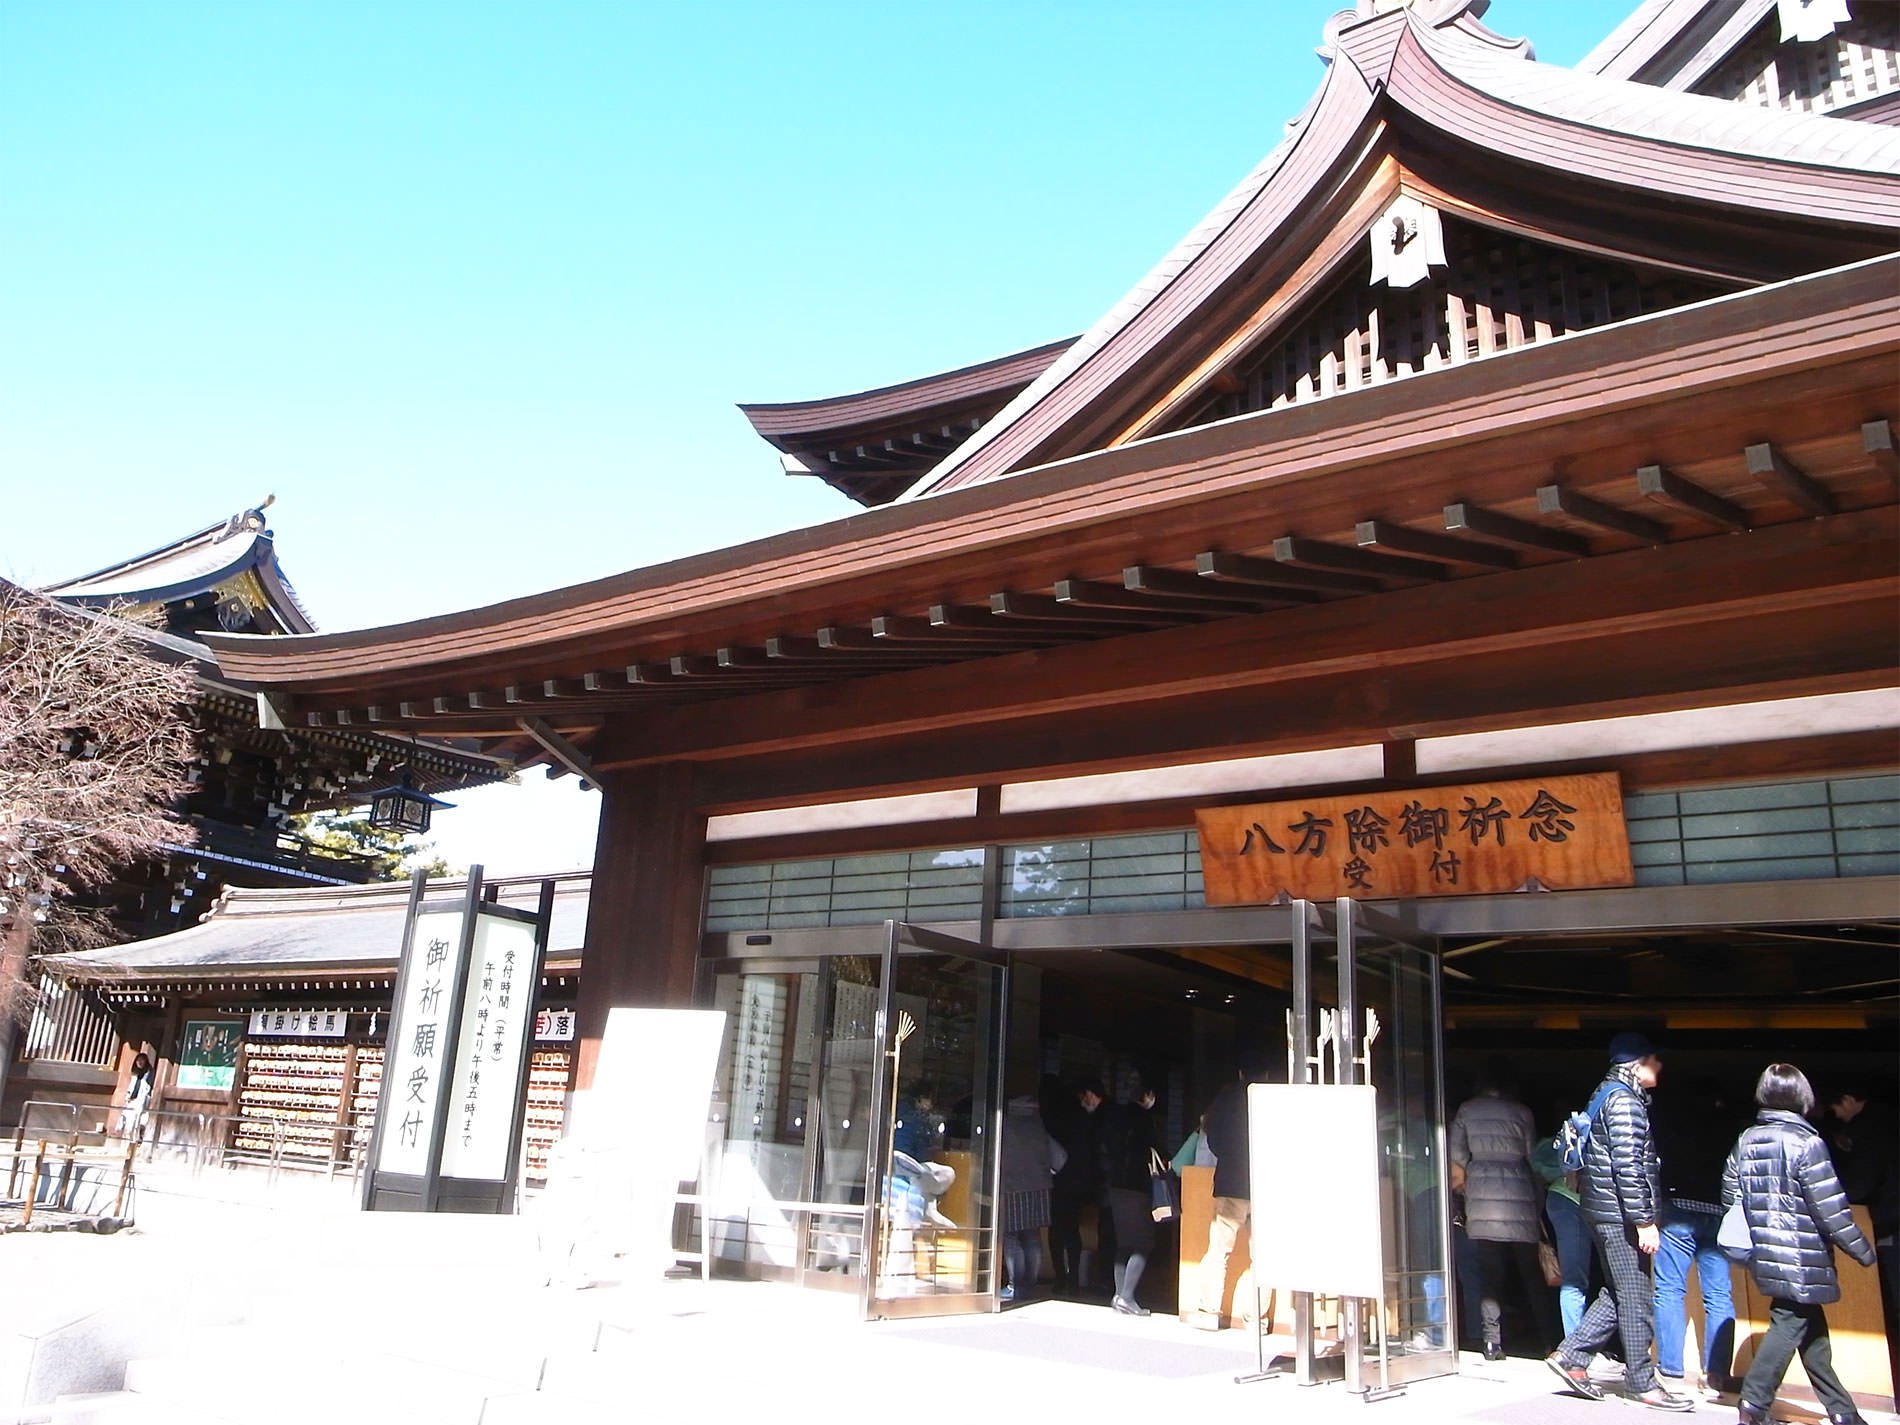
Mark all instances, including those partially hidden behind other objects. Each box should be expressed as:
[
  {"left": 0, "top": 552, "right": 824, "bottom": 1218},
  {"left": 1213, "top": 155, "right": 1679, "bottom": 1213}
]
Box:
[{"left": 1197, "top": 772, "right": 1632, "bottom": 905}]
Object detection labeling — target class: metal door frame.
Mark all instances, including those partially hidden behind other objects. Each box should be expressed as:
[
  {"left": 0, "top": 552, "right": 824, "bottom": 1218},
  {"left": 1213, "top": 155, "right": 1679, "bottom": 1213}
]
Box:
[
  {"left": 860, "top": 920, "right": 1010, "bottom": 1321},
  {"left": 1324, "top": 898, "right": 1455, "bottom": 1392}
]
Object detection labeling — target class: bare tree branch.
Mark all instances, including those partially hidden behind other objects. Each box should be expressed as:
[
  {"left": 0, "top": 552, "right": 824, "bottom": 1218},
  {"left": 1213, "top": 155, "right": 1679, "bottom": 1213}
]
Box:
[{"left": 0, "top": 583, "right": 198, "bottom": 1027}]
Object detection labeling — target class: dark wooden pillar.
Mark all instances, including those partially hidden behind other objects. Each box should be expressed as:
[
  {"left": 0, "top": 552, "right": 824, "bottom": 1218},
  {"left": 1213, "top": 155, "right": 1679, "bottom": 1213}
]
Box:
[{"left": 573, "top": 762, "right": 706, "bottom": 1092}]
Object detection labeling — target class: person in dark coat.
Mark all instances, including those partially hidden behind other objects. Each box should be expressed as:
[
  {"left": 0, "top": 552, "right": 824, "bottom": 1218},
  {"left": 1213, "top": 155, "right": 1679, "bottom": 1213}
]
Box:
[
  {"left": 1724, "top": 1063, "right": 1877, "bottom": 1425},
  {"left": 1049, "top": 1078, "right": 1105, "bottom": 1293},
  {"left": 1451, "top": 1058, "right": 1558, "bottom": 1360},
  {"left": 1824, "top": 1079, "right": 1897, "bottom": 1386},
  {"left": 1546, "top": 1033, "right": 1694, "bottom": 1413},
  {"left": 1190, "top": 1051, "right": 1268, "bottom": 1330},
  {"left": 1097, "top": 1086, "right": 1164, "bottom": 1316}
]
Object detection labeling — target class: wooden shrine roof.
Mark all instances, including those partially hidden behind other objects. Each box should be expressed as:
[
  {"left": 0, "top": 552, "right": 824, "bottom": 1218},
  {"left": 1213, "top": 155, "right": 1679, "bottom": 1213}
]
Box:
[
  {"left": 1578, "top": 0, "right": 1773, "bottom": 85},
  {"left": 200, "top": 256, "right": 1899, "bottom": 781},
  {"left": 40, "top": 873, "right": 590, "bottom": 984},
  {"left": 40, "top": 502, "right": 316, "bottom": 636},
  {"left": 737, "top": 337, "right": 1075, "bottom": 507},
  {"left": 908, "top": 2, "right": 1900, "bottom": 499}
]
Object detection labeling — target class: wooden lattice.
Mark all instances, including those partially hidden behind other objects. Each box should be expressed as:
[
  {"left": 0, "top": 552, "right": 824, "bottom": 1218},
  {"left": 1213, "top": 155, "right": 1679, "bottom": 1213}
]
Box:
[
  {"left": 1175, "top": 220, "right": 1724, "bottom": 430},
  {"left": 1697, "top": 8, "right": 1900, "bottom": 115}
]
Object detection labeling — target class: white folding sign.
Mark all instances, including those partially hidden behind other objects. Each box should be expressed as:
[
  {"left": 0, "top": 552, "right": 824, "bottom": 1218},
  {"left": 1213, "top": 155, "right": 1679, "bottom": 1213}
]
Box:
[{"left": 1248, "top": 1083, "right": 1385, "bottom": 1300}]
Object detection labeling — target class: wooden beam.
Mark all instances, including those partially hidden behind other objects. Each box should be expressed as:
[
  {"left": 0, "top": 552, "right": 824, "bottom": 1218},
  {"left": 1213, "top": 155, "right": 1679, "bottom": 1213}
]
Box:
[
  {"left": 1191, "top": 550, "right": 1363, "bottom": 595},
  {"left": 874, "top": 614, "right": 1054, "bottom": 646},
  {"left": 1535, "top": 485, "right": 1669, "bottom": 544},
  {"left": 1056, "top": 578, "right": 1258, "bottom": 616},
  {"left": 929, "top": 604, "right": 1106, "bottom": 638},
  {"left": 1636, "top": 464, "right": 1750, "bottom": 530},
  {"left": 1862, "top": 420, "right": 1899, "bottom": 490},
  {"left": 1126, "top": 565, "right": 1316, "bottom": 606},
  {"left": 1354, "top": 519, "right": 1519, "bottom": 569},
  {"left": 1745, "top": 441, "right": 1838, "bottom": 516},
  {"left": 1269, "top": 536, "right": 1437, "bottom": 585},
  {"left": 689, "top": 595, "right": 1896, "bottom": 810},
  {"left": 516, "top": 716, "right": 600, "bottom": 790},
  {"left": 592, "top": 510, "right": 1895, "bottom": 772},
  {"left": 990, "top": 590, "right": 1186, "bottom": 627},
  {"left": 1443, "top": 502, "right": 1590, "bottom": 556}
]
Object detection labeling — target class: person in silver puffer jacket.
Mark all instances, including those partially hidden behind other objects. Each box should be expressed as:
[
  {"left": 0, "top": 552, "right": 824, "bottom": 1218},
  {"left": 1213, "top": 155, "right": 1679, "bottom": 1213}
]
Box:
[
  {"left": 1723, "top": 1062, "right": 1875, "bottom": 1425},
  {"left": 1451, "top": 1058, "right": 1559, "bottom": 1359}
]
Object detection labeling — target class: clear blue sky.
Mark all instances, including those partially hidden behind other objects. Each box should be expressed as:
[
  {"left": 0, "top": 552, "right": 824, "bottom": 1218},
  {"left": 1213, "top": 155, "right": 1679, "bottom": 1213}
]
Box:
[
  {"left": 1, "top": 0, "right": 1636, "bottom": 873},
  {"left": 4, "top": 0, "right": 1631, "bottom": 635}
]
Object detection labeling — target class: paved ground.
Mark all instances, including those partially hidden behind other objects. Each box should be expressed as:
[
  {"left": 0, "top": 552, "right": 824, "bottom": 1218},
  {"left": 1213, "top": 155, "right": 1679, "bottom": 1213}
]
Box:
[{"left": 2, "top": 1168, "right": 1893, "bottom": 1425}]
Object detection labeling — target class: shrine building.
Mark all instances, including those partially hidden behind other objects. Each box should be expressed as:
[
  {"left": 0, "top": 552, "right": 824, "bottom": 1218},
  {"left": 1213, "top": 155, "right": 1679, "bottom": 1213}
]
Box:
[{"left": 195, "top": 0, "right": 1896, "bottom": 1393}]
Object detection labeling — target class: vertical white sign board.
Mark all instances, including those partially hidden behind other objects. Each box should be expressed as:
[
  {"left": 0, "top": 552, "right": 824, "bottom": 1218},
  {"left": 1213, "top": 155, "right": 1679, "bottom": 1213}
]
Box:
[
  {"left": 544, "top": 1007, "right": 726, "bottom": 1287},
  {"left": 1249, "top": 1083, "right": 1384, "bottom": 1300},
  {"left": 439, "top": 913, "right": 540, "bottom": 1180},
  {"left": 375, "top": 907, "right": 465, "bottom": 1178}
]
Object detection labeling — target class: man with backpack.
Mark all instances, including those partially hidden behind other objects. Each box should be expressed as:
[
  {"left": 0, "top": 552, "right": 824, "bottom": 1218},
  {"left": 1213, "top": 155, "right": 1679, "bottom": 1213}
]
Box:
[{"left": 1545, "top": 1033, "right": 1695, "bottom": 1413}]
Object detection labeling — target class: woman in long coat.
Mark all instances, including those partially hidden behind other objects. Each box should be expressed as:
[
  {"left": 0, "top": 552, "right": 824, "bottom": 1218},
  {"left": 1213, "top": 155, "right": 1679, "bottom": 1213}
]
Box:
[
  {"left": 1724, "top": 1063, "right": 1876, "bottom": 1425},
  {"left": 1450, "top": 1059, "right": 1560, "bottom": 1359}
]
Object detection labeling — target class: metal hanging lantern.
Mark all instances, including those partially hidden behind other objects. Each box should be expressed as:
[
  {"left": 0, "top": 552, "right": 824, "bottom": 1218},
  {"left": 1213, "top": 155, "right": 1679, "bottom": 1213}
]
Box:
[{"left": 365, "top": 773, "right": 452, "bottom": 835}]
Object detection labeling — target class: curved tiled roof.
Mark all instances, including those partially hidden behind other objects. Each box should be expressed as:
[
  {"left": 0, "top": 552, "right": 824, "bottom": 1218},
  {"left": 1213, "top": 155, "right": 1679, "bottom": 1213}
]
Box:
[
  {"left": 40, "top": 505, "right": 316, "bottom": 635},
  {"left": 41, "top": 873, "right": 591, "bottom": 978}
]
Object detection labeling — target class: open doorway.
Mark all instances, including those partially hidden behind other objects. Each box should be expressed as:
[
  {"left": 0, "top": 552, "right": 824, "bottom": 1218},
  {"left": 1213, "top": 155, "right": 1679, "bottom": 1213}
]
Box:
[{"left": 1436, "top": 921, "right": 1898, "bottom": 1396}]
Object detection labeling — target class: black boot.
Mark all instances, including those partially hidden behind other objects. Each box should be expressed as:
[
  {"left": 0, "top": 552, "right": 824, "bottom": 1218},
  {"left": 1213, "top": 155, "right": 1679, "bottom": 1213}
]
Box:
[{"left": 1737, "top": 1403, "right": 1769, "bottom": 1425}]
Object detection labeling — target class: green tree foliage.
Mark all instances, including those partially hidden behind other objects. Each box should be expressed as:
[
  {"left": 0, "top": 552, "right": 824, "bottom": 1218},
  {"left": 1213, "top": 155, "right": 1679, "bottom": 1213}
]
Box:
[{"left": 288, "top": 809, "right": 457, "bottom": 882}]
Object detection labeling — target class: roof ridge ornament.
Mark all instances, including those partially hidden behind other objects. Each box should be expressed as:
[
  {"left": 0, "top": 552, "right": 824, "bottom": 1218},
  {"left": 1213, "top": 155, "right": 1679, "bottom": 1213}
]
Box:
[
  {"left": 1778, "top": 0, "right": 1850, "bottom": 44},
  {"left": 1368, "top": 195, "right": 1446, "bottom": 289}
]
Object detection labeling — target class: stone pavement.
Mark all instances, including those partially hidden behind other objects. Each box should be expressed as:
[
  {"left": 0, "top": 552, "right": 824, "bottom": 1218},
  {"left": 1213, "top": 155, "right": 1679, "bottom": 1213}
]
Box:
[{"left": 2, "top": 1169, "right": 1894, "bottom": 1425}]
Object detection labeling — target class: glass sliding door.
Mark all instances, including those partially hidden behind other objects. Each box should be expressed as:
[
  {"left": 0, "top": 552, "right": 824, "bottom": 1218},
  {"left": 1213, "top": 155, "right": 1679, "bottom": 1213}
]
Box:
[
  {"left": 862, "top": 922, "right": 1010, "bottom": 1320},
  {"left": 706, "top": 954, "right": 883, "bottom": 1288},
  {"left": 1331, "top": 900, "right": 1455, "bottom": 1387}
]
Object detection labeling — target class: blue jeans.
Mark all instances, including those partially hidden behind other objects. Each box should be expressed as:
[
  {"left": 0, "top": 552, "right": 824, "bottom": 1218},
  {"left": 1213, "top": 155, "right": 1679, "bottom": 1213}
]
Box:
[
  {"left": 1653, "top": 1205, "right": 1734, "bottom": 1380},
  {"left": 1545, "top": 1192, "right": 1592, "bottom": 1336}
]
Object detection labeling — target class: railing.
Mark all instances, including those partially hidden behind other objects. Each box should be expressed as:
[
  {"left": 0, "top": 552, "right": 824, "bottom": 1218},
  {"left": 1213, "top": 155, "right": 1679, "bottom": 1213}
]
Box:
[
  {"left": 74, "top": 1105, "right": 374, "bottom": 1188},
  {"left": 18, "top": 974, "right": 122, "bottom": 1068},
  {"left": 1, "top": 1135, "right": 137, "bottom": 1222}
]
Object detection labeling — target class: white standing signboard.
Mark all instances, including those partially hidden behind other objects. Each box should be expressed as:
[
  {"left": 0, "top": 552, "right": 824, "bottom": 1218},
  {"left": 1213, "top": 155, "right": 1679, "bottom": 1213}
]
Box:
[
  {"left": 363, "top": 869, "right": 554, "bottom": 1213},
  {"left": 539, "top": 1007, "right": 727, "bottom": 1286},
  {"left": 439, "top": 912, "right": 540, "bottom": 1180},
  {"left": 1248, "top": 1082, "right": 1384, "bottom": 1300},
  {"left": 375, "top": 905, "right": 466, "bottom": 1179}
]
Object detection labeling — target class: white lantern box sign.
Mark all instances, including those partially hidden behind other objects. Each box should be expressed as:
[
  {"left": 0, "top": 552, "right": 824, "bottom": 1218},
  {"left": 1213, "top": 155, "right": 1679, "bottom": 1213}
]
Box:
[
  {"left": 248, "top": 1009, "right": 348, "bottom": 1039},
  {"left": 534, "top": 1009, "right": 576, "bottom": 1042}
]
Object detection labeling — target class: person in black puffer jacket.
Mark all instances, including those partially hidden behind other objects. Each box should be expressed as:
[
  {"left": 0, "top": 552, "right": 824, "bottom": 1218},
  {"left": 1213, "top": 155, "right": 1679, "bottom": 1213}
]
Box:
[
  {"left": 1546, "top": 1033, "right": 1693, "bottom": 1412},
  {"left": 1723, "top": 1063, "right": 1876, "bottom": 1425}
]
